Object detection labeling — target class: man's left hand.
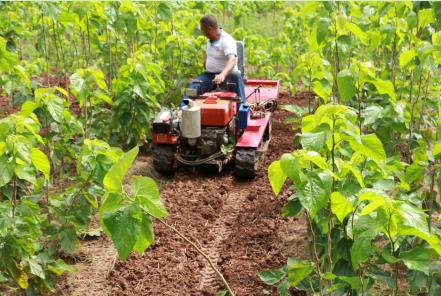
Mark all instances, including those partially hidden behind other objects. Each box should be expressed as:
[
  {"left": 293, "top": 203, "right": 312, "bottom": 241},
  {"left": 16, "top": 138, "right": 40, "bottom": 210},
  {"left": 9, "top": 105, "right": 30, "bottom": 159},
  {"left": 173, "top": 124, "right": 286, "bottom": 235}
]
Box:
[{"left": 213, "top": 73, "right": 226, "bottom": 85}]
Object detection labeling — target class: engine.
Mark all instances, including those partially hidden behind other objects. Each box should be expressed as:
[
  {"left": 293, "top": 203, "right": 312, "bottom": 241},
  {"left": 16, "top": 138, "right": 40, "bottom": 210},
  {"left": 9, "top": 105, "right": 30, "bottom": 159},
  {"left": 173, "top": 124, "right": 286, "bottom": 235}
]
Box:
[{"left": 179, "top": 95, "right": 236, "bottom": 158}]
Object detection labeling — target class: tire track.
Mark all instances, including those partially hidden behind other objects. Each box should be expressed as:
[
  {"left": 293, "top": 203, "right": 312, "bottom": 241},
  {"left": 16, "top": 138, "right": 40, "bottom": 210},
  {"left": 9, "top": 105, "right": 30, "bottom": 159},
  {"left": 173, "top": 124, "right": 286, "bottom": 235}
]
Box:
[{"left": 198, "top": 185, "right": 248, "bottom": 293}]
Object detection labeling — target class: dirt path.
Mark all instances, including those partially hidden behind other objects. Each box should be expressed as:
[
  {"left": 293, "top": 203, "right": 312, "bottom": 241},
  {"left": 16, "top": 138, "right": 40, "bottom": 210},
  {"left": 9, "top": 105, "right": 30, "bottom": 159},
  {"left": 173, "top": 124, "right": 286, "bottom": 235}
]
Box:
[{"left": 52, "top": 93, "right": 310, "bottom": 296}]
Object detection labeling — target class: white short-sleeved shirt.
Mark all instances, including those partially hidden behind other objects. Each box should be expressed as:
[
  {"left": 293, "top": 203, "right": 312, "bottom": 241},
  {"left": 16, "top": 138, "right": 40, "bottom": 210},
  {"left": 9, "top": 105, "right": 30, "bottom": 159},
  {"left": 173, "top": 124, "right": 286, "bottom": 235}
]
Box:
[{"left": 205, "top": 30, "right": 239, "bottom": 73}]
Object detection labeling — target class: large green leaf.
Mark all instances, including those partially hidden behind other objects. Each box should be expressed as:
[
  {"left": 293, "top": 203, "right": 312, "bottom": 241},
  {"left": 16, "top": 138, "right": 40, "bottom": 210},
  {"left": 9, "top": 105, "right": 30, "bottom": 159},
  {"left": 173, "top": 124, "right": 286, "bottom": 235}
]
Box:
[
  {"left": 400, "top": 246, "right": 437, "bottom": 275},
  {"left": 45, "top": 96, "right": 65, "bottom": 123},
  {"left": 371, "top": 79, "right": 396, "bottom": 101},
  {"left": 433, "top": 31, "right": 441, "bottom": 47},
  {"left": 133, "top": 212, "right": 154, "bottom": 255},
  {"left": 268, "top": 160, "right": 287, "bottom": 196},
  {"left": 399, "top": 49, "right": 417, "bottom": 69},
  {"left": 259, "top": 266, "right": 286, "bottom": 285},
  {"left": 287, "top": 258, "right": 315, "bottom": 287},
  {"left": 0, "top": 158, "right": 14, "bottom": 187},
  {"left": 398, "top": 227, "right": 441, "bottom": 255},
  {"left": 337, "top": 70, "right": 357, "bottom": 102},
  {"left": 331, "top": 192, "right": 353, "bottom": 223},
  {"left": 132, "top": 176, "right": 168, "bottom": 218},
  {"left": 405, "top": 163, "right": 425, "bottom": 183},
  {"left": 297, "top": 172, "right": 330, "bottom": 218},
  {"left": 345, "top": 21, "right": 368, "bottom": 44},
  {"left": 103, "top": 146, "right": 139, "bottom": 193},
  {"left": 300, "top": 132, "right": 327, "bottom": 152},
  {"left": 102, "top": 203, "right": 141, "bottom": 260},
  {"left": 59, "top": 226, "right": 77, "bottom": 254},
  {"left": 30, "top": 148, "right": 50, "bottom": 180},
  {"left": 350, "top": 215, "right": 382, "bottom": 269},
  {"left": 349, "top": 134, "right": 386, "bottom": 162},
  {"left": 280, "top": 153, "right": 302, "bottom": 185}
]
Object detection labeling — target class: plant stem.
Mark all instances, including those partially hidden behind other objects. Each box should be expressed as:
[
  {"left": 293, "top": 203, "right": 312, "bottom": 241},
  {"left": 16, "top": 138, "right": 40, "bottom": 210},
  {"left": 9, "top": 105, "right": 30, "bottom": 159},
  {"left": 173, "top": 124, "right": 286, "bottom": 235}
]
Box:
[
  {"left": 12, "top": 176, "right": 17, "bottom": 217},
  {"left": 428, "top": 163, "right": 436, "bottom": 233},
  {"left": 306, "top": 213, "right": 323, "bottom": 296},
  {"left": 41, "top": 13, "right": 49, "bottom": 85},
  {"left": 156, "top": 218, "right": 236, "bottom": 296},
  {"left": 407, "top": 70, "right": 414, "bottom": 163},
  {"left": 359, "top": 265, "right": 365, "bottom": 296}
]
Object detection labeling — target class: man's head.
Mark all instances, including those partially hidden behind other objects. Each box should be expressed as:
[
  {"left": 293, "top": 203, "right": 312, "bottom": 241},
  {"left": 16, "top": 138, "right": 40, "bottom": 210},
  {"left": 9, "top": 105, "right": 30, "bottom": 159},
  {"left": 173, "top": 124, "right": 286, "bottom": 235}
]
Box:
[{"left": 200, "top": 15, "right": 220, "bottom": 41}]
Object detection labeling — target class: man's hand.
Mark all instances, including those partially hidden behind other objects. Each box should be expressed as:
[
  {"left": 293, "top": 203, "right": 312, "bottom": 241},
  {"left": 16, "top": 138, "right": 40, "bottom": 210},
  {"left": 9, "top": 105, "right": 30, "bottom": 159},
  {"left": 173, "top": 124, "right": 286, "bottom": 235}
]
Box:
[{"left": 213, "top": 73, "right": 226, "bottom": 85}]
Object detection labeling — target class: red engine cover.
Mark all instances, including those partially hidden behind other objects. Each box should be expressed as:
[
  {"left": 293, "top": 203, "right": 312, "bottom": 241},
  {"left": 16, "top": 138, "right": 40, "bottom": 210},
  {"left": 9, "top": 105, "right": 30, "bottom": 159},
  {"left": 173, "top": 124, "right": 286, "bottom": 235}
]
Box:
[{"left": 194, "top": 97, "right": 236, "bottom": 126}]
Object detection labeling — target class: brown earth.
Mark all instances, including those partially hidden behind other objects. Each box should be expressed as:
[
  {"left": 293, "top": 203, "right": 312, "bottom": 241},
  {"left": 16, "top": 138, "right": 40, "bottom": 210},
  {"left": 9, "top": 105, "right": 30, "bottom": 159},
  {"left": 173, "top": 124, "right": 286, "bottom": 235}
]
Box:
[{"left": 48, "top": 92, "right": 312, "bottom": 296}]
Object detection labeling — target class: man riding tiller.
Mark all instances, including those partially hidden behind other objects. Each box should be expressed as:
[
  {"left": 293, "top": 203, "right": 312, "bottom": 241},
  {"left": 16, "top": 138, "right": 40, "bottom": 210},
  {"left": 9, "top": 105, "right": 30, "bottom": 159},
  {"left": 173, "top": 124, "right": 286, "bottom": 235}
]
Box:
[{"left": 152, "top": 15, "right": 279, "bottom": 177}]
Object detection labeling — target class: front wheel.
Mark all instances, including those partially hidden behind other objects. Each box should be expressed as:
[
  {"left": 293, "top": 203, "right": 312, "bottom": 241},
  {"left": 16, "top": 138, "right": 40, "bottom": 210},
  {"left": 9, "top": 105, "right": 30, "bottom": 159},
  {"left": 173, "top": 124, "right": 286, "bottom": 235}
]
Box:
[{"left": 153, "top": 145, "right": 176, "bottom": 175}]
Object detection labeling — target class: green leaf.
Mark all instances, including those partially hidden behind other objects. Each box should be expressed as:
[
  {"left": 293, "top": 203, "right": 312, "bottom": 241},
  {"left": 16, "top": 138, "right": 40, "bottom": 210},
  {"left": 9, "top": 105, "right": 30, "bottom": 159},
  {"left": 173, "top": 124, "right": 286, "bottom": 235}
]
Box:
[
  {"left": 349, "top": 134, "right": 386, "bottom": 162},
  {"left": 405, "top": 163, "right": 425, "bottom": 183},
  {"left": 132, "top": 176, "right": 168, "bottom": 218},
  {"left": 259, "top": 267, "right": 286, "bottom": 285},
  {"left": 433, "top": 31, "right": 441, "bottom": 47},
  {"left": 300, "top": 132, "right": 327, "bottom": 152},
  {"left": 287, "top": 258, "right": 315, "bottom": 287},
  {"left": 337, "top": 70, "right": 357, "bottom": 102},
  {"left": 27, "top": 258, "right": 45, "bottom": 279},
  {"left": 340, "top": 276, "right": 362, "bottom": 289},
  {"left": 103, "top": 146, "right": 139, "bottom": 193},
  {"left": 281, "top": 198, "right": 303, "bottom": 218},
  {"left": 345, "top": 21, "right": 368, "bottom": 44},
  {"left": 303, "top": 151, "right": 330, "bottom": 171},
  {"left": 0, "top": 142, "right": 5, "bottom": 156},
  {"left": 102, "top": 203, "right": 141, "bottom": 261},
  {"left": 280, "top": 153, "right": 302, "bottom": 185},
  {"left": 20, "top": 101, "right": 39, "bottom": 116},
  {"left": 133, "top": 213, "right": 154, "bottom": 255},
  {"left": 277, "top": 279, "right": 290, "bottom": 296},
  {"left": 0, "top": 159, "right": 14, "bottom": 187},
  {"left": 398, "top": 226, "right": 441, "bottom": 255},
  {"left": 30, "top": 148, "right": 50, "bottom": 180},
  {"left": 371, "top": 79, "right": 396, "bottom": 101},
  {"left": 45, "top": 96, "right": 65, "bottom": 123},
  {"left": 312, "top": 80, "right": 332, "bottom": 102},
  {"left": 399, "top": 49, "right": 417, "bottom": 69},
  {"left": 351, "top": 215, "right": 383, "bottom": 269},
  {"left": 362, "top": 105, "right": 383, "bottom": 126},
  {"left": 434, "top": 142, "right": 441, "bottom": 157},
  {"left": 280, "top": 104, "right": 308, "bottom": 116},
  {"left": 59, "top": 226, "right": 77, "bottom": 254},
  {"left": 268, "top": 160, "right": 287, "bottom": 196},
  {"left": 47, "top": 259, "right": 76, "bottom": 276},
  {"left": 297, "top": 172, "right": 330, "bottom": 218},
  {"left": 331, "top": 192, "right": 353, "bottom": 223},
  {"left": 400, "top": 246, "right": 437, "bottom": 275}
]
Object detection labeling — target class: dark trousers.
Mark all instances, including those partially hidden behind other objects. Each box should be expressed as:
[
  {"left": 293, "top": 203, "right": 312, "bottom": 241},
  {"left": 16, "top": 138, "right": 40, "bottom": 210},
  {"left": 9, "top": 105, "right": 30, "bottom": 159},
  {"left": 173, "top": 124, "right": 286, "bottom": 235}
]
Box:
[{"left": 183, "top": 70, "right": 246, "bottom": 103}]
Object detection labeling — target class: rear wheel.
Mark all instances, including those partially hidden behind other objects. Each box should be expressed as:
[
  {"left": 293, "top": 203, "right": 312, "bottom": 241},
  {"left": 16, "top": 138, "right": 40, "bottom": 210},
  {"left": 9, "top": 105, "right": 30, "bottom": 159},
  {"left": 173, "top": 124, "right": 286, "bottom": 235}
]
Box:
[
  {"left": 153, "top": 145, "right": 176, "bottom": 175},
  {"left": 234, "top": 149, "right": 258, "bottom": 178}
]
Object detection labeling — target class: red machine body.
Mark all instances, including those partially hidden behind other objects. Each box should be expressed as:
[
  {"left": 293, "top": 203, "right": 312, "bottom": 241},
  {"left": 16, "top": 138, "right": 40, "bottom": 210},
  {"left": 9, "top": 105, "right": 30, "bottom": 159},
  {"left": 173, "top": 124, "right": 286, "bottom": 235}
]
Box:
[{"left": 193, "top": 96, "right": 237, "bottom": 126}]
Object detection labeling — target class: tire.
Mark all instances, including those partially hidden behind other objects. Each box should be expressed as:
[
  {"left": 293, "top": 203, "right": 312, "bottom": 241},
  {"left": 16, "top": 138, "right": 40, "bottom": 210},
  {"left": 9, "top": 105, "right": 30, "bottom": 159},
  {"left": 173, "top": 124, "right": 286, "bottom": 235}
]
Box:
[
  {"left": 153, "top": 145, "right": 176, "bottom": 175},
  {"left": 234, "top": 149, "right": 258, "bottom": 178}
]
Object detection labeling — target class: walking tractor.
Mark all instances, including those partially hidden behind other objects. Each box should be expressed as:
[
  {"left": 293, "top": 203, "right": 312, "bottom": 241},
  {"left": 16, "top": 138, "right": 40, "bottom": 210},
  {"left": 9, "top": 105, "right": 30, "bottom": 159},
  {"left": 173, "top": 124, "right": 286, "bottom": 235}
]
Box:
[{"left": 151, "top": 44, "right": 279, "bottom": 177}]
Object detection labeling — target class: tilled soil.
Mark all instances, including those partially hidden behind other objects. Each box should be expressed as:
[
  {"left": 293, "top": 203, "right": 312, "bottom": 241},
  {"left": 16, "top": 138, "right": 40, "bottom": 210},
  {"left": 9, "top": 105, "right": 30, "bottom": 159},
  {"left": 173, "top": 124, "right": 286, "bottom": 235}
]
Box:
[{"left": 107, "top": 93, "right": 310, "bottom": 296}]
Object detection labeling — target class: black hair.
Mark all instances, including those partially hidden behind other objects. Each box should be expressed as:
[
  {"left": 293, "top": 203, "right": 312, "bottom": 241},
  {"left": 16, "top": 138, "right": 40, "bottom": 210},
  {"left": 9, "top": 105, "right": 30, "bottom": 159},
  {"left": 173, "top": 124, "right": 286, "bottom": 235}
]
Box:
[{"left": 200, "top": 15, "right": 219, "bottom": 28}]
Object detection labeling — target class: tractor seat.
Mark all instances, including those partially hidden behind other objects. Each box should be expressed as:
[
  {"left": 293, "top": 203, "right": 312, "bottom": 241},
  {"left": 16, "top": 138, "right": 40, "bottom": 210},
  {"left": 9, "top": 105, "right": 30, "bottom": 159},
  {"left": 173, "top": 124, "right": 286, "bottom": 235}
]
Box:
[{"left": 236, "top": 41, "right": 245, "bottom": 80}]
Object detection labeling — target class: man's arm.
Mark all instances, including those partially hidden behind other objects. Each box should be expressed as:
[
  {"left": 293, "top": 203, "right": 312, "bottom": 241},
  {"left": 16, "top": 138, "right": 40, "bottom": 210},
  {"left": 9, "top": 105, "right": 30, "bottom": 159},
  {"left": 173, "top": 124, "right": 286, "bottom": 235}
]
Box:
[
  {"left": 203, "top": 52, "right": 207, "bottom": 69},
  {"left": 213, "top": 55, "right": 236, "bottom": 84}
]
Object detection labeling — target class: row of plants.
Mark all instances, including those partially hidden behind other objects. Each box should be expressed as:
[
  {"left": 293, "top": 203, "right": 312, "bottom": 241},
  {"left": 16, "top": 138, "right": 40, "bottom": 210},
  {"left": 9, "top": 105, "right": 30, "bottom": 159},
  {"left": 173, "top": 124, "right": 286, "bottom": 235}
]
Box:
[
  {"left": 265, "top": 1, "right": 441, "bottom": 295},
  {"left": 0, "top": 82, "right": 167, "bottom": 293}
]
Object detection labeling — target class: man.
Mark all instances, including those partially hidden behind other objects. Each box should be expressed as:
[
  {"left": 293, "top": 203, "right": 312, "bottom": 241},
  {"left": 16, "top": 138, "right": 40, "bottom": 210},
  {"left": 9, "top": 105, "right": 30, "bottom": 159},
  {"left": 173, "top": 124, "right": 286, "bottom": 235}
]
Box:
[{"left": 184, "top": 15, "right": 246, "bottom": 103}]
